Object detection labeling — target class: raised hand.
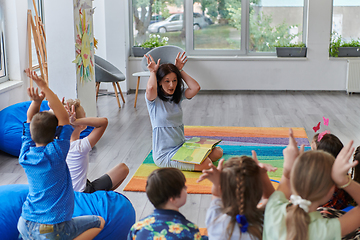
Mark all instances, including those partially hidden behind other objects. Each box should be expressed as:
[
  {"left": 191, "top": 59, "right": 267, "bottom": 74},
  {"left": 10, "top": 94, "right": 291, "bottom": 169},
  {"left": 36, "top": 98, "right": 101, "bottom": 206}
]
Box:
[
  {"left": 283, "top": 128, "right": 304, "bottom": 178},
  {"left": 174, "top": 52, "right": 187, "bottom": 71},
  {"left": 68, "top": 104, "right": 77, "bottom": 125},
  {"left": 25, "top": 68, "right": 47, "bottom": 89},
  {"left": 252, "top": 150, "right": 277, "bottom": 173},
  {"left": 27, "top": 87, "right": 45, "bottom": 103},
  {"left": 145, "top": 54, "right": 160, "bottom": 73},
  {"left": 332, "top": 140, "right": 356, "bottom": 187},
  {"left": 197, "top": 158, "right": 224, "bottom": 184}
]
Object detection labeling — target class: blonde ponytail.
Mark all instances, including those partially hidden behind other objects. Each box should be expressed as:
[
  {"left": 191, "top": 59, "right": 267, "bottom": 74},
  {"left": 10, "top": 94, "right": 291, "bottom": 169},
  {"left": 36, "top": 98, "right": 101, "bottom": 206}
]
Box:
[{"left": 286, "top": 150, "right": 335, "bottom": 240}]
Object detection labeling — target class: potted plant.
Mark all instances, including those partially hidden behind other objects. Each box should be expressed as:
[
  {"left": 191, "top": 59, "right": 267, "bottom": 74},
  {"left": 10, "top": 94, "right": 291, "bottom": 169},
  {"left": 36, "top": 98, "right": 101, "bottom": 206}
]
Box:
[
  {"left": 132, "top": 34, "right": 169, "bottom": 57},
  {"left": 329, "top": 34, "right": 360, "bottom": 57},
  {"left": 275, "top": 42, "right": 307, "bottom": 57}
]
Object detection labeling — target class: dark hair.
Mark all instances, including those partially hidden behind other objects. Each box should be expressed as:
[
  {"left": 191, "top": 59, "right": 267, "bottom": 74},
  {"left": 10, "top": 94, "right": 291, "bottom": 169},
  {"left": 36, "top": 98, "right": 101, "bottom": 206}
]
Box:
[
  {"left": 352, "top": 146, "right": 360, "bottom": 183},
  {"left": 30, "top": 111, "right": 58, "bottom": 144},
  {"left": 221, "top": 157, "right": 263, "bottom": 240},
  {"left": 146, "top": 168, "right": 186, "bottom": 209},
  {"left": 156, "top": 63, "right": 183, "bottom": 104},
  {"left": 317, "top": 133, "right": 343, "bottom": 158}
]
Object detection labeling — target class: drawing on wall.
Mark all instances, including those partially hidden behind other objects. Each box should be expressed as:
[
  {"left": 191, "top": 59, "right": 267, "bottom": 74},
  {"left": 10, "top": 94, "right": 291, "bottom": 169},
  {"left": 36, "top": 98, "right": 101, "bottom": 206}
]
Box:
[{"left": 73, "top": 0, "right": 95, "bottom": 83}]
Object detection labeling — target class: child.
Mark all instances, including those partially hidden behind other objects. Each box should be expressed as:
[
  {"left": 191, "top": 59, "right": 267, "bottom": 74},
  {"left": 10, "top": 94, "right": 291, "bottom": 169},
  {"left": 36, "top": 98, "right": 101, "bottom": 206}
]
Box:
[
  {"left": 145, "top": 52, "right": 223, "bottom": 171},
  {"left": 127, "top": 168, "right": 205, "bottom": 239},
  {"left": 316, "top": 133, "right": 351, "bottom": 209},
  {"left": 198, "top": 152, "right": 277, "bottom": 240},
  {"left": 310, "top": 133, "right": 319, "bottom": 150},
  {"left": 18, "top": 69, "right": 105, "bottom": 240},
  {"left": 263, "top": 128, "right": 360, "bottom": 240},
  {"left": 65, "top": 98, "right": 129, "bottom": 193}
]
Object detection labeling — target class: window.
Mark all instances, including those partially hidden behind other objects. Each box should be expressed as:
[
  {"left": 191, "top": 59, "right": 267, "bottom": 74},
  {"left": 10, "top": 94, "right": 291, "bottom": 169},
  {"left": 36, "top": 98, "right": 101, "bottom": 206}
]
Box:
[
  {"left": 0, "top": 6, "right": 7, "bottom": 83},
  {"left": 331, "top": 0, "right": 360, "bottom": 42},
  {"left": 131, "top": 0, "right": 306, "bottom": 56}
]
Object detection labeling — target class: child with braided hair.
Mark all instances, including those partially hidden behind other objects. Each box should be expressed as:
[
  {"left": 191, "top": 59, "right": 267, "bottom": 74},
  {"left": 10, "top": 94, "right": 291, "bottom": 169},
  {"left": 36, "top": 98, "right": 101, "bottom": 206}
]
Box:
[
  {"left": 197, "top": 151, "right": 277, "bottom": 240},
  {"left": 263, "top": 129, "right": 360, "bottom": 240}
]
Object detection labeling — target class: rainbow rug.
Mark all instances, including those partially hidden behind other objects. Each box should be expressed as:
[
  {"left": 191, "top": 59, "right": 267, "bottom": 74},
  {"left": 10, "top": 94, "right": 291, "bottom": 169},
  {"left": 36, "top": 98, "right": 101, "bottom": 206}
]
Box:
[{"left": 124, "top": 126, "right": 311, "bottom": 194}]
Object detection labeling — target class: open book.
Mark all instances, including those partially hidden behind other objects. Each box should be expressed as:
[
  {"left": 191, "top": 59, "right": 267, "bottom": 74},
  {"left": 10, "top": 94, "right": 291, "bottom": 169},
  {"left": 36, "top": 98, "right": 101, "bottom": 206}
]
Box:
[{"left": 171, "top": 137, "right": 222, "bottom": 165}]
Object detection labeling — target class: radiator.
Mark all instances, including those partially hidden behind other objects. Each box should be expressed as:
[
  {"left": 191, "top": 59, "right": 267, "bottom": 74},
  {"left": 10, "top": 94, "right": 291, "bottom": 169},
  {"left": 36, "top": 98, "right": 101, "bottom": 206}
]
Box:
[{"left": 346, "top": 60, "right": 360, "bottom": 93}]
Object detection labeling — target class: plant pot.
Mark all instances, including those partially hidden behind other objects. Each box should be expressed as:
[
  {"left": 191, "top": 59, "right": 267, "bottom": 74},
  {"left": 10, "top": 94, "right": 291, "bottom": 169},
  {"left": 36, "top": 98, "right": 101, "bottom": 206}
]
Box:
[
  {"left": 338, "top": 47, "right": 360, "bottom": 57},
  {"left": 132, "top": 46, "right": 153, "bottom": 57},
  {"left": 276, "top": 47, "right": 307, "bottom": 57}
]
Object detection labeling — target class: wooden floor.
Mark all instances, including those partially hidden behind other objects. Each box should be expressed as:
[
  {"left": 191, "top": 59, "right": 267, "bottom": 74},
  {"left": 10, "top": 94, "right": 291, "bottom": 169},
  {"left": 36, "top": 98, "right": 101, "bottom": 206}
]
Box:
[{"left": 2, "top": 90, "right": 360, "bottom": 228}]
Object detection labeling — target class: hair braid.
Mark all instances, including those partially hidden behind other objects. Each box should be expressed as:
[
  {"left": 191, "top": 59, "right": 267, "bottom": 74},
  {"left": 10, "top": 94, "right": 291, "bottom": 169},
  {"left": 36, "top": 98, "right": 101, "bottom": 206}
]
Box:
[
  {"left": 236, "top": 159, "right": 246, "bottom": 217},
  {"left": 221, "top": 157, "right": 263, "bottom": 240}
]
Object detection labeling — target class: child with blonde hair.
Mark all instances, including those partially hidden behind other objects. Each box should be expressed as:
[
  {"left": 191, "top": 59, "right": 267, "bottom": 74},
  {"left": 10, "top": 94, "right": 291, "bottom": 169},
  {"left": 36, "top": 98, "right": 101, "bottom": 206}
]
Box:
[
  {"left": 263, "top": 129, "right": 360, "bottom": 240},
  {"left": 198, "top": 152, "right": 277, "bottom": 240},
  {"left": 65, "top": 98, "right": 129, "bottom": 193}
]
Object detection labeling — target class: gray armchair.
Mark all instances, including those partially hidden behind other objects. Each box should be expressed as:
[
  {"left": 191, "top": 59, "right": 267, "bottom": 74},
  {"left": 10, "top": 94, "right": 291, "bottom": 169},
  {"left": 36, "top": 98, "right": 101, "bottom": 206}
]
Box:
[{"left": 95, "top": 55, "right": 125, "bottom": 108}]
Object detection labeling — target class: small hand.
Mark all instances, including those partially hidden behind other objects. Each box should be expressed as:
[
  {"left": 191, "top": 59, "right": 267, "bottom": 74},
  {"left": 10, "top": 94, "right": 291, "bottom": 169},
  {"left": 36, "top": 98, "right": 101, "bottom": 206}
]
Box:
[
  {"left": 25, "top": 68, "right": 47, "bottom": 89},
  {"left": 145, "top": 54, "right": 160, "bottom": 73},
  {"left": 197, "top": 158, "right": 224, "bottom": 184},
  {"left": 27, "top": 87, "right": 45, "bottom": 103},
  {"left": 332, "top": 140, "right": 356, "bottom": 186},
  {"left": 68, "top": 105, "right": 77, "bottom": 125},
  {"left": 283, "top": 128, "right": 304, "bottom": 178},
  {"left": 174, "top": 52, "right": 187, "bottom": 71},
  {"left": 252, "top": 150, "right": 277, "bottom": 173}
]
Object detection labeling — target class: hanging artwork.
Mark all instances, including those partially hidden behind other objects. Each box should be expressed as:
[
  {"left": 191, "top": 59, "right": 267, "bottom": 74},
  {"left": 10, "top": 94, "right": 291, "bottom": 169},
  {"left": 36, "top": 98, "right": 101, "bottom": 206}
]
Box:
[{"left": 72, "top": 0, "right": 95, "bottom": 83}]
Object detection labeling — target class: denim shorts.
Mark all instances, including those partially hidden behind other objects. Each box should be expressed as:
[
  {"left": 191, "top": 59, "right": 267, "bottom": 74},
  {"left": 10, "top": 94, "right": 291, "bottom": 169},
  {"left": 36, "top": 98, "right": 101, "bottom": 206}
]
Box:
[{"left": 17, "top": 215, "right": 101, "bottom": 240}]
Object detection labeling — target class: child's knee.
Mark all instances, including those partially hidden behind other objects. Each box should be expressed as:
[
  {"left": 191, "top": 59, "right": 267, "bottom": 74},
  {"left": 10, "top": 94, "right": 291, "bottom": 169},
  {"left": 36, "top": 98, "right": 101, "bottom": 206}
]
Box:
[
  {"left": 120, "top": 163, "right": 129, "bottom": 175},
  {"left": 98, "top": 216, "right": 105, "bottom": 229}
]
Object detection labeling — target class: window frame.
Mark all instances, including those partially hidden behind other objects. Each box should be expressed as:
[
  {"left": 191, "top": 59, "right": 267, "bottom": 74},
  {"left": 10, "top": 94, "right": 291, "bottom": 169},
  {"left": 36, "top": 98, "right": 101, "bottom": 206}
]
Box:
[
  {"left": 130, "top": 0, "right": 308, "bottom": 57},
  {"left": 0, "top": 6, "right": 8, "bottom": 83}
]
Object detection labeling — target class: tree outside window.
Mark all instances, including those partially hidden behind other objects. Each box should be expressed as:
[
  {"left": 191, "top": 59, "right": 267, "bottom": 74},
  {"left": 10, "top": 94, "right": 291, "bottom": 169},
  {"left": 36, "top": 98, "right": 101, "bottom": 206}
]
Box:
[{"left": 131, "top": 0, "right": 305, "bottom": 56}]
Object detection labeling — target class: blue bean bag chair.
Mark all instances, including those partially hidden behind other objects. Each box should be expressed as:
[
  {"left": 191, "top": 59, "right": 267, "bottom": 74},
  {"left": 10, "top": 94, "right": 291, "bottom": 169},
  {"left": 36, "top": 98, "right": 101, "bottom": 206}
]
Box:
[
  {"left": 0, "top": 101, "right": 93, "bottom": 157},
  {"left": 0, "top": 184, "right": 135, "bottom": 240}
]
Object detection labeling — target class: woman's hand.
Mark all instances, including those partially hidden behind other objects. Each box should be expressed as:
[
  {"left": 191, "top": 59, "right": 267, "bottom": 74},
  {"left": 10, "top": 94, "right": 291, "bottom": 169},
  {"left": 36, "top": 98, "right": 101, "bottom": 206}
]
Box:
[
  {"left": 174, "top": 52, "right": 187, "bottom": 71},
  {"left": 145, "top": 54, "right": 160, "bottom": 73}
]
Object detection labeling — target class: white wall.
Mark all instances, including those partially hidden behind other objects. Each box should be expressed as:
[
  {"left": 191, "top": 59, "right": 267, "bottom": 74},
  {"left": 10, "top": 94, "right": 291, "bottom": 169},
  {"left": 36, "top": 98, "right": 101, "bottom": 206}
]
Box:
[
  {"left": 0, "top": 0, "right": 351, "bottom": 112},
  {"left": 44, "top": 0, "right": 77, "bottom": 100},
  {"left": 93, "top": 0, "right": 129, "bottom": 93},
  {"left": 127, "top": 0, "right": 348, "bottom": 91}
]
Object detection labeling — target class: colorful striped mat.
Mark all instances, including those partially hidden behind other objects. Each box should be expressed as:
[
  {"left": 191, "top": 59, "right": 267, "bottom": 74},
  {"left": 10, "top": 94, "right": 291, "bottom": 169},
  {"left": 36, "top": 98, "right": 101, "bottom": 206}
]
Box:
[{"left": 124, "top": 126, "right": 310, "bottom": 194}]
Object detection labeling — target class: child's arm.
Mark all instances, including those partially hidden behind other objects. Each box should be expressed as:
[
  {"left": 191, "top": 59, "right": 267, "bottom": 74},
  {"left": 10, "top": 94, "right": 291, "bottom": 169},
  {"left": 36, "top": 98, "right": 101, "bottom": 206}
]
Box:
[
  {"left": 145, "top": 54, "right": 160, "bottom": 101},
  {"left": 197, "top": 159, "right": 224, "bottom": 199},
  {"left": 252, "top": 150, "right": 277, "bottom": 199},
  {"left": 278, "top": 128, "right": 304, "bottom": 199},
  {"left": 26, "top": 87, "right": 45, "bottom": 123},
  {"left": 332, "top": 140, "right": 360, "bottom": 237},
  {"left": 25, "top": 68, "right": 69, "bottom": 126},
  {"left": 174, "top": 52, "right": 200, "bottom": 99},
  {"left": 69, "top": 108, "right": 108, "bottom": 148}
]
